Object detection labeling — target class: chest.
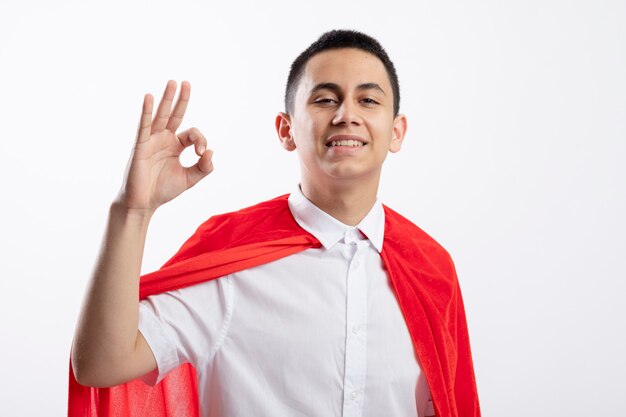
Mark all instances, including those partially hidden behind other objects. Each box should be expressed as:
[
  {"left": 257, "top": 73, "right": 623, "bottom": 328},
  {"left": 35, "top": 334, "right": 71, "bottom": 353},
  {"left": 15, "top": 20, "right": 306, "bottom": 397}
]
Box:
[
  {"left": 202, "top": 244, "right": 426, "bottom": 416},
  {"left": 223, "top": 244, "right": 418, "bottom": 379}
]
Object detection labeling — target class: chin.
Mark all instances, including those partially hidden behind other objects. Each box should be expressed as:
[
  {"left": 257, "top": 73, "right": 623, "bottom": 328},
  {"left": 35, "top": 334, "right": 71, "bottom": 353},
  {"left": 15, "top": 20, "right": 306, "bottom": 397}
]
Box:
[{"left": 323, "top": 166, "right": 376, "bottom": 182}]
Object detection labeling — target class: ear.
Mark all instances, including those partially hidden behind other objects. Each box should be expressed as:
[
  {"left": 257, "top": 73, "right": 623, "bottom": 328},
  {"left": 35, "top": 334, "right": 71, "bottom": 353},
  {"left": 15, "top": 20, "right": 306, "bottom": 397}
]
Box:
[
  {"left": 275, "top": 112, "right": 297, "bottom": 151},
  {"left": 389, "top": 114, "right": 407, "bottom": 153}
]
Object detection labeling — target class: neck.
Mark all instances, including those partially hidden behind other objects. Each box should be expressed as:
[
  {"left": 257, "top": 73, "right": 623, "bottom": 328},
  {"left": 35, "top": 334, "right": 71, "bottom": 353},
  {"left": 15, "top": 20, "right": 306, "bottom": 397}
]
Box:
[{"left": 299, "top": 173, "right": 381, "bottom": 226}]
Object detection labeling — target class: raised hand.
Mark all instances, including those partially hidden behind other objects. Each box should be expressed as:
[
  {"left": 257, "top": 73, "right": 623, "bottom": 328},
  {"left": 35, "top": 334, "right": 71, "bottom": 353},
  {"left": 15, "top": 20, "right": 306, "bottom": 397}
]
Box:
[{"left": 116, "top": 80, "right": 214, "bottom": 213}]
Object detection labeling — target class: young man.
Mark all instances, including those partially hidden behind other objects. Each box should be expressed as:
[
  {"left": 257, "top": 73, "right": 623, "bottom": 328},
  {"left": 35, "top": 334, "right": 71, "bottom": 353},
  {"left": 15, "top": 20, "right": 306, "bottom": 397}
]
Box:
[{"left": 70, "top": 30, "right": 480, "bottom": 417}]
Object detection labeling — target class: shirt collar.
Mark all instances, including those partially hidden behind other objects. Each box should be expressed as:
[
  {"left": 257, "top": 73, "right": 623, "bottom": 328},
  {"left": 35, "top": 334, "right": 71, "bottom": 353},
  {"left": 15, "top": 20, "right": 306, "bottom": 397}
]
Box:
[{"left": 287, "top": 184, "right": 385, "bottom": 253}]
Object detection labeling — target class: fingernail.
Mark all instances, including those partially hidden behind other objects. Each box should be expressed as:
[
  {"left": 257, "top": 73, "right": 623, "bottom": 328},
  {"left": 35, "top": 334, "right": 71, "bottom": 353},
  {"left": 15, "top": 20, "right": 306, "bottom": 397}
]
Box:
[{"left": 199, "top": 146, "right": 206, "bottom": 154}]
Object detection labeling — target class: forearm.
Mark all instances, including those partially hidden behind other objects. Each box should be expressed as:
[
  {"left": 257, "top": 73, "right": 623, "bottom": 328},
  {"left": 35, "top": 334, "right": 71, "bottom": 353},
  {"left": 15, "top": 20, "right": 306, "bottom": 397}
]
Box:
[
  {"left": 71, "top": 80, "right": 210, "bottom": 387},
  {"left": 71, "top": 201, "right": 154, "bottom": 384}
]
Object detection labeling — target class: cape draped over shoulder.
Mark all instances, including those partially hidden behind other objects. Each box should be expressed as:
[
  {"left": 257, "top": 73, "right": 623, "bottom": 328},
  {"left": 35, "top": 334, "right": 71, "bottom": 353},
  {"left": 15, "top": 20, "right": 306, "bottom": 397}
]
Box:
[{"left": 68, "top": 194, "right": 480, "bottom": 417}]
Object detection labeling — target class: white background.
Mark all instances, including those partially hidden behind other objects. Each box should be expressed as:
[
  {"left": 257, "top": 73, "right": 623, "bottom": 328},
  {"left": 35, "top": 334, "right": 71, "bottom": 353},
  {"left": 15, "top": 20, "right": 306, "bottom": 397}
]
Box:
[{"left": 1, "top": 0, "right": 624, "bottom": 415}]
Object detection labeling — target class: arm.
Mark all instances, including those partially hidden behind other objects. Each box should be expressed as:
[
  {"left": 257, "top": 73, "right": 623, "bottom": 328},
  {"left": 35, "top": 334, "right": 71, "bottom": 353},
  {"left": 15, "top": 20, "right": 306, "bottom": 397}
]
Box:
[{"left": 71, "top": 80, "right": 214, "bottom": 387}]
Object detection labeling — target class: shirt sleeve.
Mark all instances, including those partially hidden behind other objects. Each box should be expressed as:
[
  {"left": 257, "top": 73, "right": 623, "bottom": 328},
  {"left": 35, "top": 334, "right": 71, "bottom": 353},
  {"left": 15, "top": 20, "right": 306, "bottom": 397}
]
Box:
[{"left": 137, "top": 275, "right": 234, "bottom": 386}]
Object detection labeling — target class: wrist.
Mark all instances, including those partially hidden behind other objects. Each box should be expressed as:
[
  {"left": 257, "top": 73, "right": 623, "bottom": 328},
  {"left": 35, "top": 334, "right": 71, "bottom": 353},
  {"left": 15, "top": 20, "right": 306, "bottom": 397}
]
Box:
[{"left": 109, "top": 201, "right": 156, "bottom": 224}]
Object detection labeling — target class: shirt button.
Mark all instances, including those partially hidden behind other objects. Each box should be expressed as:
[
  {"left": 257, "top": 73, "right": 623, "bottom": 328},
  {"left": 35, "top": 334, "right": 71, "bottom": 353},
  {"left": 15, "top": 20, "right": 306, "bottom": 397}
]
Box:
[
  {"left": 353, "top": 259, "right": 360, "bottom": 268},
  {"left": 350, "top": 391, "right": 358, "bottom": 400},
  {"left": 352, "top": 325, "right": 360, "bottom": 334}
]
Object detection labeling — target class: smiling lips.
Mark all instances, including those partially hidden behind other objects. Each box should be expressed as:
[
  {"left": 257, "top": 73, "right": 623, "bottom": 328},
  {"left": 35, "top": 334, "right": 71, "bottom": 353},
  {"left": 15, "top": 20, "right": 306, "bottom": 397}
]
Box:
[{"left": 325, "top": 134, "right": 368, "bottom": 147}]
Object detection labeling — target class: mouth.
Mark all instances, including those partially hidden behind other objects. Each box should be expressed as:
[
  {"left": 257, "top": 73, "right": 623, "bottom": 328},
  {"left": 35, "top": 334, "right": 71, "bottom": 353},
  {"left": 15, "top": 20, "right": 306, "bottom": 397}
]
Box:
[{"left": 325, "top": 134, "right": 368, "bottom": 148}]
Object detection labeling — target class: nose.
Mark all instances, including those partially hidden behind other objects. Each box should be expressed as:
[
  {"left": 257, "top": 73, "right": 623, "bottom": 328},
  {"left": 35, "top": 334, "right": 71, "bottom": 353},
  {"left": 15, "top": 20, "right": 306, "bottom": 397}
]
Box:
[{"left": 332, "top": 100, "right": 362, "bottom": 126}]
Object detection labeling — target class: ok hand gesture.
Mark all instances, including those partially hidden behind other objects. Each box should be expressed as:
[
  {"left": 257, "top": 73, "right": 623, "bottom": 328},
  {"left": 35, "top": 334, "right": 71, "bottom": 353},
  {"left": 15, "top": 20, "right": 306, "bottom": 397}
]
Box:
[{"left": 116, "top": 80, "right": 213, "bottom": 214}]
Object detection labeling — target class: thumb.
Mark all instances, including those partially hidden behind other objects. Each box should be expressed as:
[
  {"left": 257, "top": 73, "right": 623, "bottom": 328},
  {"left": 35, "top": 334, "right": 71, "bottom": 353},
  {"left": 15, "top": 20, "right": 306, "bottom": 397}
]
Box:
[{"left": 185, "top": 148, "right": 214, "bottom": 189}]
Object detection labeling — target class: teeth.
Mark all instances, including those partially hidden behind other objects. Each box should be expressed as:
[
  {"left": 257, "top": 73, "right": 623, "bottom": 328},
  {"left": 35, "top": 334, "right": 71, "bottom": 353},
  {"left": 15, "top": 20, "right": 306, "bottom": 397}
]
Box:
[{"left": 329, "top": 139, "right": 364, "bottom": 147}]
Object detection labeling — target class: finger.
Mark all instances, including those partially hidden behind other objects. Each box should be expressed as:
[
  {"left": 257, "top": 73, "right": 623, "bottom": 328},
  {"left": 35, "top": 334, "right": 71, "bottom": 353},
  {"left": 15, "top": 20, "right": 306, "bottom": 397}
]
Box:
[
  {"left": 136, "top": 94, "right": 154, "bottom": 144},
  {"left": 185, "top": 149, "right": 214, "bottom": 189},
  {"left": 151, "top": 80, "right": 177, "bottom": 133},
  {"left": 177, "top": 128, "right": 207, "bottom": 156},
  {"left": 166, "top": 80, "right": 191, "bottom": 132}
]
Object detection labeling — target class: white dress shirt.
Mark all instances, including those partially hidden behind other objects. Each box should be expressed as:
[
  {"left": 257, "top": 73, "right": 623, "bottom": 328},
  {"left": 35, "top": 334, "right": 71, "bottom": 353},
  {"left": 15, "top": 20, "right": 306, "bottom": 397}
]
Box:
[{"left": 138, "top": 185, "right": 435, "bottom": 417}]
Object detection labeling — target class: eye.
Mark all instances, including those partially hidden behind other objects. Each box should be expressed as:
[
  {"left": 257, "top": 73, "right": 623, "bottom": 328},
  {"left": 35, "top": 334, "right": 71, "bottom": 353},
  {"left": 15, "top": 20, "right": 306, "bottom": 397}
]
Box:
[
  {"left": 361, "top": 98, "right": 379, "bottom": 105},
  {"left": 314, "top": 97, "right": 338, "bottom": 105}
]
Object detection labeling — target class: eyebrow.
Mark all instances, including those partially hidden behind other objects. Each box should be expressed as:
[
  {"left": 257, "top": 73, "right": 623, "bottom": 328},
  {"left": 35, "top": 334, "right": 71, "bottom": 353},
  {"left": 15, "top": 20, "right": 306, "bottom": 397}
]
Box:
[{"left": 310, "top": 82, "right": 387, "bottom": 96}]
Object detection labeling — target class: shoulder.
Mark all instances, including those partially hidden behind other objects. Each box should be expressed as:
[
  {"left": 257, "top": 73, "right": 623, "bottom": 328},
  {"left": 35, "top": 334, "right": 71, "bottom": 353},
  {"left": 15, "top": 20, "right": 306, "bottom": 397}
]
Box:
[
  {"left": 382, "top": 204, "right": 451, "bottom": 255},
  {"left": 161, "top": 193, "right": 303, "bottom": 267},
  {"left": 196, "top": 194, "right": 291, "bottom": 233},
  {"left": 382, "top": 204, "right": 457, "bottom": 277}
]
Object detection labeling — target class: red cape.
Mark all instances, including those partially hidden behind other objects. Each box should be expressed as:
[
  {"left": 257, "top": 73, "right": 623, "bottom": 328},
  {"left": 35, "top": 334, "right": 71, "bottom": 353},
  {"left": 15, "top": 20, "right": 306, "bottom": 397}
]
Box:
[{"left": 68, "top": 194, "right": 480, "bottom": 417}]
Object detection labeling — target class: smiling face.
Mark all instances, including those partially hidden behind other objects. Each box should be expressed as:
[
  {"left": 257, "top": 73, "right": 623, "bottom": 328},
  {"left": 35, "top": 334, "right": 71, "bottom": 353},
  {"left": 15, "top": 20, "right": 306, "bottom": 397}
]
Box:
[{"left": 276, "top": 48, "right": 407, "bottom": 192}]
